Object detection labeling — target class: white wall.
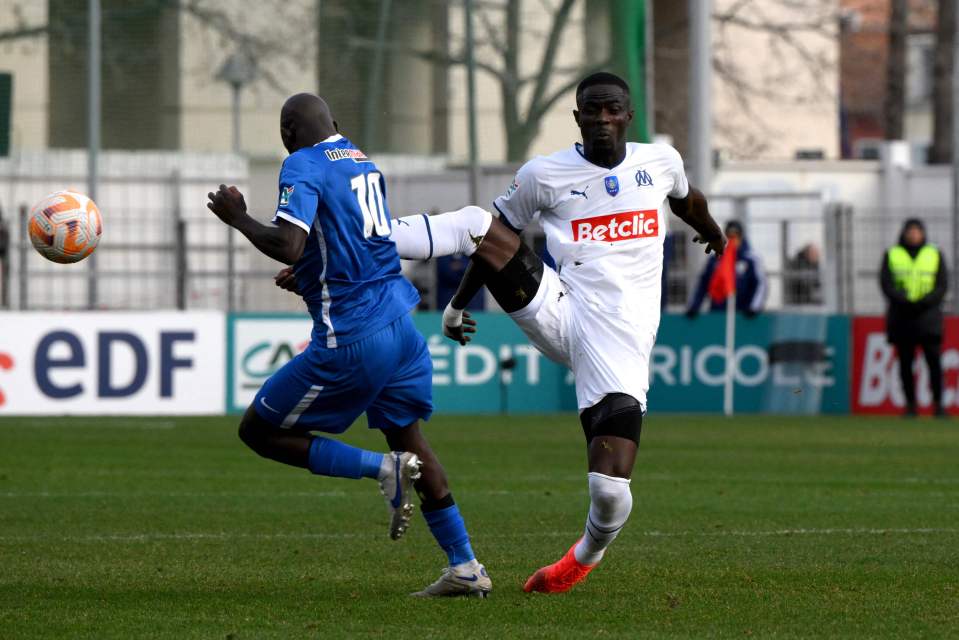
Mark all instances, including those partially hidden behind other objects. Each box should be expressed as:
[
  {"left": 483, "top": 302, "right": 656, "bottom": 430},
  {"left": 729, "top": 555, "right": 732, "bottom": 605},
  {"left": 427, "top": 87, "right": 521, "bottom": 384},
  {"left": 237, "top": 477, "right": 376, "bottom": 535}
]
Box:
[{"left": 0, "top": 1, "right": 48, "bottom": 149}]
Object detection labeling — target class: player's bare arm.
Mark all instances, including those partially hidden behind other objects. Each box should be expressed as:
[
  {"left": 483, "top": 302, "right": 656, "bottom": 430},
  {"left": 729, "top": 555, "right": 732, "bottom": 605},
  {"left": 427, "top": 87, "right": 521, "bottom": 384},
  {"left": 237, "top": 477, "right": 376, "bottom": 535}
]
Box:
[
  {"left": 443, "top": 216, "right": 523, "bottom": 344},
  {"left": 668, "top": 187, "right": 726, "bottom": 256},
  {"left": 207, "top": 184, "right": 307, "bottom": 265}
]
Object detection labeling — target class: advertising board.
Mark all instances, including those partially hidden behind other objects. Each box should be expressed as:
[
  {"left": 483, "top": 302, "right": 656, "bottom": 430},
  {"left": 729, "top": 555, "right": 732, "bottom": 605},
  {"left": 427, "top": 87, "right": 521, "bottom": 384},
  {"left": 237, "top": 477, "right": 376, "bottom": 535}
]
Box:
[
  {"left": 0, "top": 312, "right": 225, "bottom": 415},
  {"left": 851, "top": 316, "right": 959, "bottom": 415},
  {"left": 227, "top": 312, "right": 849, "bottom": 415}
]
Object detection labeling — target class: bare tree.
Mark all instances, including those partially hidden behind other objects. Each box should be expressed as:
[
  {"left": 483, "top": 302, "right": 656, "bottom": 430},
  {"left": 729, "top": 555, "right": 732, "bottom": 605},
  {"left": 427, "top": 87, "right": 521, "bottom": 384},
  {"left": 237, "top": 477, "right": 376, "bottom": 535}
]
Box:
[
  {"left": 404, "top": 0, "right": 607, "bottom": 161},
  {"left": 930, "top": 0, "right": 955, "bottom": 163},
  {"left": 691, "top": 0, "right": 840, "bottom": 159},
  {"left": 0, "top": 0, "right": 313, "bottom": 93}
]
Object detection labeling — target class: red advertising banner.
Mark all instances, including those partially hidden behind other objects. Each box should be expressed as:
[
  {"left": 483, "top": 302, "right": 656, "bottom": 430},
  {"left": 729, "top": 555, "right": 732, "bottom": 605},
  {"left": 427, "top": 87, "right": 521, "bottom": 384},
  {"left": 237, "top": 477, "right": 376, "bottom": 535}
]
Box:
[{"left": 852, "top": 316, "right": 959, "bottom": 415}]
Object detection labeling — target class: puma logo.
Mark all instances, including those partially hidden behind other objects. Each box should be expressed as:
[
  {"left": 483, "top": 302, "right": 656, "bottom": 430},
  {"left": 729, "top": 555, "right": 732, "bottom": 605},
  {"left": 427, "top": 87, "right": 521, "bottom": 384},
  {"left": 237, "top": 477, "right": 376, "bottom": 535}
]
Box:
[{"left": 570, "top": 186, "right": 589, "bottom": 199}]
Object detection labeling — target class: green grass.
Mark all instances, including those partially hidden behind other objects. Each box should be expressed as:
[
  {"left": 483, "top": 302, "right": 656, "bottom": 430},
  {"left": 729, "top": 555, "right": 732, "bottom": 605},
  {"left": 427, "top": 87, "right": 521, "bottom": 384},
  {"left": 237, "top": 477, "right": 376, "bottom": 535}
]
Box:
[{"left": 0, "top": 414, "right": 957, "bottom": 639}]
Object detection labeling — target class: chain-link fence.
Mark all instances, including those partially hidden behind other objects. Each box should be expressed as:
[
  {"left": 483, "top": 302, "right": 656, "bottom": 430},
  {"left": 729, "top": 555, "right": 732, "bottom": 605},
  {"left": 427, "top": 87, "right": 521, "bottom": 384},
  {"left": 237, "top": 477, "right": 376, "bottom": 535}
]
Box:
[
  {"left": 2, "top": 173, "right": 882, "bottom": 314},
  {"left": 842, "top": 208, "right": 955, "bottom": 314}
]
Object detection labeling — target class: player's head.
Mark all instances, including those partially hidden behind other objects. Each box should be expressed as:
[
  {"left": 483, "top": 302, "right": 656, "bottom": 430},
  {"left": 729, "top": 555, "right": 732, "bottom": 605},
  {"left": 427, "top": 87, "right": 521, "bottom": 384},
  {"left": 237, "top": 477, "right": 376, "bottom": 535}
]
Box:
[
  {"left": 573, "top": 72, "right": 633, "bottom": 154},
  {"left": 280, "top": 93, "right": 338, "bottom": 154},
  {"left": 900, "top": 218, "right": 925, "bottom": 247},
  {"left": 725, "top": 220, "right": 744, "bottom": 241}
]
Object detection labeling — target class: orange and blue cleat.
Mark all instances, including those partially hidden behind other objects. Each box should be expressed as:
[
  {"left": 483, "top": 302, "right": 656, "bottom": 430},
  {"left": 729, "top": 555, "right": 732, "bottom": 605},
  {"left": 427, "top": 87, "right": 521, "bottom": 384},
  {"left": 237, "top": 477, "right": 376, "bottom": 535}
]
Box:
[{"left": 523, "top": 539, "right": 596, "bottom": 593}]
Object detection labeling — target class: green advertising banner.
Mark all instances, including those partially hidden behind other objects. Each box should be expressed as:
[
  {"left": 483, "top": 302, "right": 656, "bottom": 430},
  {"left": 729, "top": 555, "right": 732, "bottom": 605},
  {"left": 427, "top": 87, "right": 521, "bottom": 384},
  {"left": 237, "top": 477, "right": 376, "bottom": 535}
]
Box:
[
  {"left": 653, "top": 313, "right": 850, "bottom": 415},
  {"left": 227, "top": 312, "right": 849, "bottom": 415}
]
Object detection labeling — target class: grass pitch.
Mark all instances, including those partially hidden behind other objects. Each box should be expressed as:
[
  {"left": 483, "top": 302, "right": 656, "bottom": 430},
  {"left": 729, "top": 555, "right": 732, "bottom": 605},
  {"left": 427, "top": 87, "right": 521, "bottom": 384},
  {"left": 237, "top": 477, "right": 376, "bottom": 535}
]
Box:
[{"left": 0, "top": 414, "right": 957, "bottom": 639}]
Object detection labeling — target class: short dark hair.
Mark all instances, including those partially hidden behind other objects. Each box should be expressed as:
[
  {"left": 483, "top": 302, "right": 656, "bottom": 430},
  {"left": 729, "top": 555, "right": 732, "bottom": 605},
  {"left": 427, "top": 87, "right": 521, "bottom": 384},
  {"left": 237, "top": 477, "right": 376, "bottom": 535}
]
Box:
[{"left": 576, "top": 72, "right": 630, "bottom": 101}]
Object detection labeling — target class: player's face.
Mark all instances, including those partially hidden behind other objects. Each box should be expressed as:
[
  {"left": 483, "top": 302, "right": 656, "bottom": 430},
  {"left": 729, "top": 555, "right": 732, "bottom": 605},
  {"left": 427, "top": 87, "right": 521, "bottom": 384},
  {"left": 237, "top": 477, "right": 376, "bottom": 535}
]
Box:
[
  {"left": 904, "top": 225, "right": 924, "bottom": 246},
  {"left": 574, "top": 85, "right": 633, "bottom": 151}
]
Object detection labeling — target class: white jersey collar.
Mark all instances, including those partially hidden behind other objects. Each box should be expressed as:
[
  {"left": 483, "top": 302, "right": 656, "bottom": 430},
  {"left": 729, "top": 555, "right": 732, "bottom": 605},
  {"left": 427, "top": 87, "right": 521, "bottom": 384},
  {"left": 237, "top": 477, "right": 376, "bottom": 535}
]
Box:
[
  {"left": 573, "top": 142, "right": 631, "bottom": 171},
  {"left": 316, "top": 134, "right": 343, "bottom": 145}
]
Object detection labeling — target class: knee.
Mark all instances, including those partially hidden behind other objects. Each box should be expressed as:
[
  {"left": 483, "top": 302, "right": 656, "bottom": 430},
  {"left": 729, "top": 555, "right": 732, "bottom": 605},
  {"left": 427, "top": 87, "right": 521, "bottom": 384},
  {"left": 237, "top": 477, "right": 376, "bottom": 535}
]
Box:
[
  {"left": 238, "top": 411, "right": 270, "bottom": 456},
  {"left": 588, "top": 472, "right": 633, "bottom": 519}
]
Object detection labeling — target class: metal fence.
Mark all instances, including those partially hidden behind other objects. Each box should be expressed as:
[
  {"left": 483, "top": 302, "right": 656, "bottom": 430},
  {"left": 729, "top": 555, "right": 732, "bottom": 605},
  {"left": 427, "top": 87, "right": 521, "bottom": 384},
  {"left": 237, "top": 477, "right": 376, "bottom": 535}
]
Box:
[
  {"left": 1, "top": 178, "right": 943, "bottom": 315},
  {"left": 842, "top": 208, "right": 956, "bottom": 314}
]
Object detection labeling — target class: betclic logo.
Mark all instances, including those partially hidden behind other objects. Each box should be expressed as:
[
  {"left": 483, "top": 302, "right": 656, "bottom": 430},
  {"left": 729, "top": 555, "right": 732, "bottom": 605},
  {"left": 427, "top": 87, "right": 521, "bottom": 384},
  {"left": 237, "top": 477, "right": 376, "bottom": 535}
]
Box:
[{"left": 571, "top": 210, "right": 659, "bottom": 242}]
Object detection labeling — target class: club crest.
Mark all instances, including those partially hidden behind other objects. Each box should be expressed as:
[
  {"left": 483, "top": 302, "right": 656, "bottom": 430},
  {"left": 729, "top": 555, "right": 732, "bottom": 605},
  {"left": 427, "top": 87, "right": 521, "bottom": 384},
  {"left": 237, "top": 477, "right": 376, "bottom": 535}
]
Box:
[
  {"left": 279, "top": 185, "right": 294, "bottom": 207},
  {"left": 635, "top": 169, "right": 654, "bottom": 187},
  {"left": 604, "top": 176, "right": 620, "bottom": 197}
]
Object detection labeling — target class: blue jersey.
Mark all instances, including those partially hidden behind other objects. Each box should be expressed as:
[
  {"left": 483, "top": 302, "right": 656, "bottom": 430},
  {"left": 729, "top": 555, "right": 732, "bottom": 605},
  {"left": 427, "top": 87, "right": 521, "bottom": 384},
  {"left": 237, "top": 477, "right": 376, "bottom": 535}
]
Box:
[{"left": 273, "top": 135, "right": 419, "bottom": 349}]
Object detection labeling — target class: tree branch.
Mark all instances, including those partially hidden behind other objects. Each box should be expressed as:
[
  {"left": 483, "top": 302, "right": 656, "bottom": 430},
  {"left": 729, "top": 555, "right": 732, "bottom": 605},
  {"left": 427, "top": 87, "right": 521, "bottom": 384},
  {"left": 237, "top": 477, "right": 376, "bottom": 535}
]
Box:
[{"left": 526, "top": 0, "right": 577, "bottom": 118}]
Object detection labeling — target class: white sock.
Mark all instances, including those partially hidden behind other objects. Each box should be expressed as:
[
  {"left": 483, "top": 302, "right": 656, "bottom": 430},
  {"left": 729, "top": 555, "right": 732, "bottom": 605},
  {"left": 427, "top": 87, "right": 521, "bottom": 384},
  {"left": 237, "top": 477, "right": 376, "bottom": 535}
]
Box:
[
  {"left": 392, "top": 206, "right": 493, "bottom": 260},
  {"left": 376, "top": 453, "right": 394, "bottom": 482},
  {"left": 451, "top": 558, "right": 481, "bottom": 573},
  {"left": 573, "top": 472, "right": 633, "bottom": 566}
]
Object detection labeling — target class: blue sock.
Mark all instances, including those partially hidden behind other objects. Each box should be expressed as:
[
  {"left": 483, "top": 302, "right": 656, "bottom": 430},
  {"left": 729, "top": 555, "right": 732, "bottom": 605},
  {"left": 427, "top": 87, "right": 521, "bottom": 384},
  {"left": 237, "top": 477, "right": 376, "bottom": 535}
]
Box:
[
  {"left": 423, "top": 501, "right": 476, "bottom": 566},
  {"left": 307, "top": 437, "right": 384, "bottom": 479}
]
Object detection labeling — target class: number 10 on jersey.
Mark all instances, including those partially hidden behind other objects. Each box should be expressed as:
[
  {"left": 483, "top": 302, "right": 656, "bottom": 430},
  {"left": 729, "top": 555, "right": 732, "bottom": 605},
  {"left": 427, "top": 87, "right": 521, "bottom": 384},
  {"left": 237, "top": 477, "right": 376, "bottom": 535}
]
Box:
[{"left": 351, "top": 172, "right": 390, "bottom": 238}]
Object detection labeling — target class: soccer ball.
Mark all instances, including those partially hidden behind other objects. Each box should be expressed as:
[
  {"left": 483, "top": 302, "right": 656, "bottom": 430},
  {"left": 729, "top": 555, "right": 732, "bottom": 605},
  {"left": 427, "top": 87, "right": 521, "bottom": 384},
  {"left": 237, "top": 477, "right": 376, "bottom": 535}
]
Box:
[{"left": 28, "top": 190, "right": 103, "bottom": 264}]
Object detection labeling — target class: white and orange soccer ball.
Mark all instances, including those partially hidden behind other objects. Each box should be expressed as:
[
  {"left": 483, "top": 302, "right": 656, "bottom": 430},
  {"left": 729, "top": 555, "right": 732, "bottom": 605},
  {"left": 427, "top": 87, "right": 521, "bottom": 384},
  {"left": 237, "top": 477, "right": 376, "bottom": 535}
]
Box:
[{"left": 28, "top": 190, "right": 103, "bottom": 264}]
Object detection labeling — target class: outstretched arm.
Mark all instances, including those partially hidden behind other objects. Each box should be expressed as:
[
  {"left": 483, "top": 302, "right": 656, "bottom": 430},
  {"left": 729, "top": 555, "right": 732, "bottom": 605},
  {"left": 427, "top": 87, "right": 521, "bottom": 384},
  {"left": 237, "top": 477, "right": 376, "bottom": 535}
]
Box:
[
  {"left": 442, "top": 215, "right": 524, "bottom": 345},
  {"left": 207, "top": 184, "right": 307, "bottom": 265},
  {"left": 668, "top": 187, "right": 726, "bottom": 256}
]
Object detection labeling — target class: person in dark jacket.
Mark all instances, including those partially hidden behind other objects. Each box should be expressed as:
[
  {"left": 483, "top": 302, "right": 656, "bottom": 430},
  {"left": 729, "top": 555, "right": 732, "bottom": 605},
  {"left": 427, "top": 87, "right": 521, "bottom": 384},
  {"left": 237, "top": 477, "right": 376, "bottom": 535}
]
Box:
[
  {"left": 785, "top": 244, "right": 823, "bottom": 305},
  {"left": 880, "top": 218, "right": 949, "bottom": 417},
  {"left": 685, "top": 220, "right": 766, "bottom": 317}
]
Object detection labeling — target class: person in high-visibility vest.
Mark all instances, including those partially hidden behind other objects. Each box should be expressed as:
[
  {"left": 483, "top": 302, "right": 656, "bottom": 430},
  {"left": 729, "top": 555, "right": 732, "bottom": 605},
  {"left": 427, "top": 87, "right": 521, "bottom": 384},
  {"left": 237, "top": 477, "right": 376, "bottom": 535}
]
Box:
[{"left": 880, "top": 218, "right": 950, "bottom": 417}]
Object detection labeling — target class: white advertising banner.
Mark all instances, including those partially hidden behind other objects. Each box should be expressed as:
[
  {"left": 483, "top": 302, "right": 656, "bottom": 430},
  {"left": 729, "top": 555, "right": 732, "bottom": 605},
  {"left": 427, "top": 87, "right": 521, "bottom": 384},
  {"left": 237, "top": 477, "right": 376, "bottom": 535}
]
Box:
[
  {"left": 0, "top": 312, "right": 225, "bottom": 415},
  {"left": 227, "top": 315, "right": 312, "bottom": 413}
]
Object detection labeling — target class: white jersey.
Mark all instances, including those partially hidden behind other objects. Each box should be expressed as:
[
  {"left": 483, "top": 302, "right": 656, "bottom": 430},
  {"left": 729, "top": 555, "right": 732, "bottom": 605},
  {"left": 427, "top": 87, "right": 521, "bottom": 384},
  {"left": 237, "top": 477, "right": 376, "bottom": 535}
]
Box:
[
  {"left": 494, "top": 142, "right": 688, "bottom": 317},
  {"left": 494, "top": 142, "right": 690, "bottom": 411}
]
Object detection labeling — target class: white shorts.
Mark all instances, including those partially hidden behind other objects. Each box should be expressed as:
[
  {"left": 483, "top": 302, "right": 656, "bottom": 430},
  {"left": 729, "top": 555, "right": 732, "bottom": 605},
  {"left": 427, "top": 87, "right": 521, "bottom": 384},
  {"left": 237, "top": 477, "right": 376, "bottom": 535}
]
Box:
[{"left": 508, "top": 267, "right": 658, "bottom": 411}]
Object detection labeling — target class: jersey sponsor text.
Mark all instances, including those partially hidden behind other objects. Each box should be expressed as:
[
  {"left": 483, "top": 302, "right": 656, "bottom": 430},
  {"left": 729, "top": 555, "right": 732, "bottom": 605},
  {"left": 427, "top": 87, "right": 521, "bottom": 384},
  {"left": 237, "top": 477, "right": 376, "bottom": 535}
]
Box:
[
  {"left": 571, "top": 210, "right": 659, "bottom": 242},
  {"left": 324, "top": 148, "right": 370, "bottom": 162}
]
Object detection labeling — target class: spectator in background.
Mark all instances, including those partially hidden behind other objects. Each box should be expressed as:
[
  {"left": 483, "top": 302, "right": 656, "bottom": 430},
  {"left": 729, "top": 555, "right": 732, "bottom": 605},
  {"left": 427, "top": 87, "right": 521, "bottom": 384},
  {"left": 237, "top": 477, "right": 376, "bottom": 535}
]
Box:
[
  {"left": 785, "top": 244, "right": 823, "bottom": 305},
  {"left": 880, "top": 218, "right": 949, "bottom": 418},
  {"left": 685, "top": 220, "right": 766, "bottom": 318}
]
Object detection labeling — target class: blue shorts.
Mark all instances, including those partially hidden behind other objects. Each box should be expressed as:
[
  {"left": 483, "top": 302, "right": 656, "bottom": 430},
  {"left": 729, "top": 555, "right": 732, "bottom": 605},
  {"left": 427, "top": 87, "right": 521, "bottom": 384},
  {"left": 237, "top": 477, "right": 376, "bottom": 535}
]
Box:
[{"left": 252, "top": 314, "right": 433, "bottom": 432}]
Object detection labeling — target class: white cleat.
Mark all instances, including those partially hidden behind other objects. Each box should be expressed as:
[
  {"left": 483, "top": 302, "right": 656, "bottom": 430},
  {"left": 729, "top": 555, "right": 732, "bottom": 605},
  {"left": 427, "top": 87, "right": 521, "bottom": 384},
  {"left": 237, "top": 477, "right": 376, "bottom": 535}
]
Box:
[
  {"left": 412, "top": 561, "right": 492, "bottom": 598},
  {"left": 378, "top": 451, "right": 422, "bottom": 540}
]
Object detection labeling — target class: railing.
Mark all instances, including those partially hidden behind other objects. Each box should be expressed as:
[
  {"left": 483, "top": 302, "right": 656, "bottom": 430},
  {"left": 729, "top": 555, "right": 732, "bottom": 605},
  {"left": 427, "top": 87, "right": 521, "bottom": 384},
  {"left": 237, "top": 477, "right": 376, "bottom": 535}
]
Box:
[{"left": 1, "top": 180, "right": 947, "bottom": 315}]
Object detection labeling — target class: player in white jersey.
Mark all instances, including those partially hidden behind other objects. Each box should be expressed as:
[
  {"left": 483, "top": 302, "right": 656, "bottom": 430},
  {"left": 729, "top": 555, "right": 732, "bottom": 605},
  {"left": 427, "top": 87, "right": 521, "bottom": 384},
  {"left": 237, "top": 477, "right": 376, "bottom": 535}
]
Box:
[{"left": 275, "top": 72, "right": 726, "bottom": 593}]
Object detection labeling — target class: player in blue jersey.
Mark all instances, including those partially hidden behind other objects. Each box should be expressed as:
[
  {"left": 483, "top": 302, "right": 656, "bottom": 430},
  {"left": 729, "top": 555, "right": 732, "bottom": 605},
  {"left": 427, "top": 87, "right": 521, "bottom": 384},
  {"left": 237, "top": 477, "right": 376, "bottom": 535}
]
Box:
[{"left": 206, "top": 93, "right": 490, "bottom": 597}]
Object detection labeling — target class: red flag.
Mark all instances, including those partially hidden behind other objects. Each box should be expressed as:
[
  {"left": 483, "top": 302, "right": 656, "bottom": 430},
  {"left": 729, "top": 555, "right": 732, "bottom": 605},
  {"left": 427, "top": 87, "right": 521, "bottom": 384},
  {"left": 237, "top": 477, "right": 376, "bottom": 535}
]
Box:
[{"left": 708, "top": 239, "right": 739, "bottom": 303}]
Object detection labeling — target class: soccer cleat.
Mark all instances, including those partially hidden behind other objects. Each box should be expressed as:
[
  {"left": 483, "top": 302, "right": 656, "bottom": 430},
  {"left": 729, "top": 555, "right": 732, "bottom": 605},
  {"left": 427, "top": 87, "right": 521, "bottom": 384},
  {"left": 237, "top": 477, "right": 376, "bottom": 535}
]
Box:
[
  {"left": 378, "top": 451, "right": 422, "bottom": 540},
  {"left": 412, "top": 562, "right": 492, "bottom": 598},
  {"left": 523, "top": 540, "right": 596, "bottom": 594}
]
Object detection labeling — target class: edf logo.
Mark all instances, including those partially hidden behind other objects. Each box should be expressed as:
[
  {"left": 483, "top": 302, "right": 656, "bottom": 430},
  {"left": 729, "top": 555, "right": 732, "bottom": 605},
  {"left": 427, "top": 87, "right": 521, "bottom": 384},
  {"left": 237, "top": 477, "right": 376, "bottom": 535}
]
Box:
[{"left": 34, "top": 330, "right": 195, "bottom": 398}]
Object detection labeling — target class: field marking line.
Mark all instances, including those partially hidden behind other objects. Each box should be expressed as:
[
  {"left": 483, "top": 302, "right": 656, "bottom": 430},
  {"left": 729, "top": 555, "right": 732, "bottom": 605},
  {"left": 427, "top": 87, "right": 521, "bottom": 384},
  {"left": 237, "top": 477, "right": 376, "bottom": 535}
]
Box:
[
  {"left": 0, "top": 489, "right": 593, "bottom": 498},
  {"left": 0, "top": 491, "right": 349, "bottom": 498},
  {"left": 0, "top": 527, "right": 956, "bottom": 545},
  {"left": 0, "top": 419, "right": 177, "bottom": 429}
]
